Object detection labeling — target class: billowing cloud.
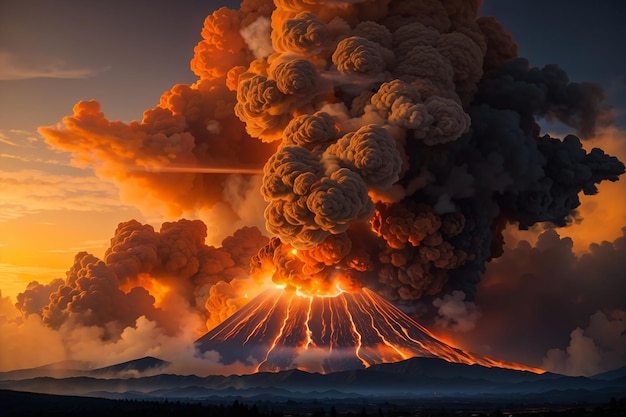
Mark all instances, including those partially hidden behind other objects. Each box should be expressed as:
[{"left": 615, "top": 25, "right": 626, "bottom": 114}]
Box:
[
  {"left": 433, "top": 290, "right": 481, "bottom": 332},
  {"left": 233, "top": 0, "right": 623, "bottom": 299},
  {"left": 1, "top": 217, "right": 272, "bottom": 373}
]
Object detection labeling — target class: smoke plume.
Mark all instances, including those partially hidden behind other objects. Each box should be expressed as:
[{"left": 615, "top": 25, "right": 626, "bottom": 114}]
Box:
[{"left": 15, "top": 220, "right": 268, "bottom": 342}]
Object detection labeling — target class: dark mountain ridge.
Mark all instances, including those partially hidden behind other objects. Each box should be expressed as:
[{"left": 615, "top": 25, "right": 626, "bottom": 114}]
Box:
[
  {"left": 0, "top": 356, "right": 170, "bottom": 381},
  {"left": 1, "top": 357, "right": 624, "bottom": 403}
]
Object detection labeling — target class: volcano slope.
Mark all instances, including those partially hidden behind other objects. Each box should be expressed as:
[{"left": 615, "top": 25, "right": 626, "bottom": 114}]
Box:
[{"left": 196, "top": 288, "right": 539, "bottom": 374}]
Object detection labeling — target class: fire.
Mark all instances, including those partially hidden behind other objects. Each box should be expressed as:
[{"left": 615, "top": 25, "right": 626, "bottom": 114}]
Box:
[
  {"left": 296, "top": 282, "right": 344, "bottom": 298},
  {"left": 119, "top": 274, "right": 170, "bottom": 307},
  {"left": 196, "top": 287, "right": 544, "bottom": 374}
]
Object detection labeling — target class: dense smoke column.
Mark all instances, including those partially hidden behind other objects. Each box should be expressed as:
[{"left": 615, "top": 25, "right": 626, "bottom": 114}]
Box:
[
  {"left": 16, "top": 221, "right": 269, "bottom": 340},
  {"left": 37, "top": 0, "right": 625, "bottom": 309},
  {"left": 244, "top": 0, "right": 624, "bottom": 302}
]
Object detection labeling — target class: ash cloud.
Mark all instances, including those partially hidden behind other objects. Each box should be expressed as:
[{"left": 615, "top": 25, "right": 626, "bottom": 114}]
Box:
[{"left": 229, "top": 0, "right": 624, "bottom": 299}]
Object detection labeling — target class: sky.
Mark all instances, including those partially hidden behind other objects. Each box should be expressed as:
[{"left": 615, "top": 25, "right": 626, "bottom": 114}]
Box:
[{"left": 0, "top": 0, "right": 625, "bottom": 377}]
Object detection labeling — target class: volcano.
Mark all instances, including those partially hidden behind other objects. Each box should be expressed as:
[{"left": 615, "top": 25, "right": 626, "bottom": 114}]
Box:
[{"left": 196, "top": 288, "right": 540, "bottom": 374}]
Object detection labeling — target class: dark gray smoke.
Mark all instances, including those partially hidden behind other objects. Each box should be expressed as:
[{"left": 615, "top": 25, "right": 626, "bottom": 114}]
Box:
[{"left": 245, "top": 0, "right": 624, "bottom": 301}]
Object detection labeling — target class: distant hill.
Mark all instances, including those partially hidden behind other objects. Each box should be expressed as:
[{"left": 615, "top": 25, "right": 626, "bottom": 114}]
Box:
[
  {"left": 0, "top": 356, "right": 170, "bottom": 381},
  {"left": 90, "top": 356, "right": 170, "bottom": 377},
  {"left": 366, "top": 356, "right": 557, "bottom": 384},
  {"left": 0, "top": 360, "right": 91, "bottom": 381},
  {"left": 591, "top": 365, "right": 626, "bottom": 381}
]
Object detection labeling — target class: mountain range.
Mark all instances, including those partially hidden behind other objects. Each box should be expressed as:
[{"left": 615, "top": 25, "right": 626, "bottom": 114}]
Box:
[{"left": 1, "top": 356, "right": 624, "bottom": 405}]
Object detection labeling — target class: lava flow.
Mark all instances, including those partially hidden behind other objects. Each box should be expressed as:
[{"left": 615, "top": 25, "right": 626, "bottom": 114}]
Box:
[{"left": 195, "top": 288, "right": 542, "bottom": 374}]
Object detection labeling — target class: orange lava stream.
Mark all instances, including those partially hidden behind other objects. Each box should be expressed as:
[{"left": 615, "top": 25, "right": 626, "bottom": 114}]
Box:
[
  {"left": 340, "top": 293, "right": 367, "bottom": 368},
  {"left": 197, "top": 288, "right": 544, "bottom": 374},
  {"left": 256, "top": 295, "right": 294, "bottom": 372},
  {"left": 304, "top": 296, "right": 315, "bottom": 349}
]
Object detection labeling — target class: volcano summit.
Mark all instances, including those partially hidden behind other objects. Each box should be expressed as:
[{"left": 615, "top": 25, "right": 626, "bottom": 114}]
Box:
[{"left": 196, "top": 288, "right": 538, "bottom": 374}]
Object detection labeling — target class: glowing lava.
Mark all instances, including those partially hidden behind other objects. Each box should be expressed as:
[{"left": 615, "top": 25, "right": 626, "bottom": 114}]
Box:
[{"left": 195, "top": 288, "right": 542, "bottom": 374}]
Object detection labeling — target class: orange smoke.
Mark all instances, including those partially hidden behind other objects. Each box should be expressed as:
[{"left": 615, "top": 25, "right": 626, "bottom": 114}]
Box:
[
  {"left": 38, "top": 2, "right": 277, "bottom": 222},
  {"left": 119, "top": 274, "right": 171, "bottom": 307},
  {"left": 37, "top": 0, "right": 624, "bottom": 309}
]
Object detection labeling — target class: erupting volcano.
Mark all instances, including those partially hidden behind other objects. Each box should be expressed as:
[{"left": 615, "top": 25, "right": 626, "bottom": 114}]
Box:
[
  {"left": 196, "top": 287, "right": 540, "bottom": 374},
  {"left": 18, "top": 0, "right": 624, "bottom": 379}
]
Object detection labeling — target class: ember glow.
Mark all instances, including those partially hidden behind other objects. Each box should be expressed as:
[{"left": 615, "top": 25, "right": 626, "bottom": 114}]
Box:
[{"left": 196, "top": 287, "right": 542, "bottom": 374}]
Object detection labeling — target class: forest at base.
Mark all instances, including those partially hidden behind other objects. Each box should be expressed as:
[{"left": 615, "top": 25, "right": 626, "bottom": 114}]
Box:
[{"left": 1, "top": 390, "right": 625, "bottom": 417}]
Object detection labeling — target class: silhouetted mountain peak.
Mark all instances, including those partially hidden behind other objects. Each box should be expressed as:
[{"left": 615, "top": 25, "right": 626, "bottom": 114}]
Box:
[{"left": 91, "top": 356, "right": 170, "bottom": 376}]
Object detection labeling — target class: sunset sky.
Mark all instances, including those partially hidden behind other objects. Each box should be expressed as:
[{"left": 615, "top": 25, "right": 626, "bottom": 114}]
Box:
[{"left": 1, "top": 0, "right": 625, "bottom": 376}]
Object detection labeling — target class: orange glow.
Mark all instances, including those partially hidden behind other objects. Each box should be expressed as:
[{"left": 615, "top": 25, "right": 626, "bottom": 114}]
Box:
[
  {"left": 139, "top": 164, "right": 264, "bottom": 175},
  {"left": 570, "top": 127, "right": 626, "bottom": 251},
  {"left": 119, "top": 274, "right": 170, "bottom": 307},
  {"left": 295, "top": 282, "right": 345, "bottom": 298}
]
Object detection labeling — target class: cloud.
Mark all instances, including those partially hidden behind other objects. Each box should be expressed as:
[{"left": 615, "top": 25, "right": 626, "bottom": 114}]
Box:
[
  {"left": 0, "top": 129, "right": 73, "bottom": 169},
  {"left": 0, "top": 300, "right": 257, "bottom": 376},
  {"left": 0, "top": 169, "right": 128, "bottom": 221},
  {"left": 0, "top": 134, "right": 19, "bottom": 147},
  {"left": 0, "top": 51, "right": 110, "bottom": 81}
]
